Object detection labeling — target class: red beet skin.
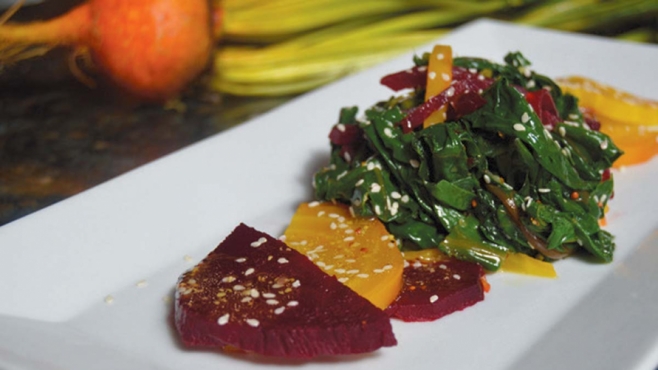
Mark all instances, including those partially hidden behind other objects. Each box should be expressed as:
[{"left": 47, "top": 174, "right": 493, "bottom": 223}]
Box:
[
  {"left": 385, "top": 258, "right": 485, "bottom": 322},
  {"left": 174, "top": 223, "right": 397, "bottom": 358}
]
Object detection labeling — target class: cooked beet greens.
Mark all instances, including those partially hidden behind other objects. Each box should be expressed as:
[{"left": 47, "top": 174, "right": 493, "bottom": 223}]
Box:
[{"left": 314, "top": 52, "right": 622, "bottom": 271}]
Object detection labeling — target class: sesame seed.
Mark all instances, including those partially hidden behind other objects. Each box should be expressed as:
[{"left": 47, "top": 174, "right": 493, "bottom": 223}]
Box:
[
  {"left": 430, "top": 295, "right": 439, "bottom": 303},
  {"left": 483, "top": 174, "right": 491, "bottom": 184},
  {"left": 330, "top": 222, "right": 337, "bottom": 230},
  {"left": 383, "top": 264, "right": 393, "bottom": 270},
  {"left": 521, "top": 112, "right": 530, "bottom": 123},
  {"left": 428, "top": 71, "right": 437, "bottom": 80},
  {"left": 262, "top": 293, "right": 276, "bottom": 298},
  {"left": 469, "top": 68, "right": 477, "bottom": 74},
  {"left": 337, "top": 216, "right": 345, "bottom": 223},
  {"left": 453, "top": 274, "right": 461, "bottom": 280},
  {"left": 271, "top": 283, "right": 283, "bottom": 289},
  {"left": 222, "top": 276, "right": 236, "bottom": 283},
  {"left": 374, "top": 269, "right": 384, "bottom": 273},
  {"left": 439, "top": 264, "right": 447, "bottom": 270},
  {"left": 246, "top": 319, "right": 260, "bottom": 327},
  {"left": 371, "top": 183, "right": 382, "bottom": 193},
  {"left": 403, "top": 260, "right": 410, "bottom": 268},
  {"left": 329, "top": 213, "right": 340, "bottom": 218},
  {"left": 384, "top": 127, "right": 394, "bottom": 138},
  {"left": 233, "top": 285, "right": 245, "bottom": 291},
  {"left": 217, "top": 313, "right": 230, "bottom": 325},
  {"left": 513, "top": 123, "right": 526, "bottom": 132},
  {"left": 345, "top": 259, "right": 356, "bottom": 263},
  {"left": 104, "top": 295, "right": 114, "bottom": 305},
  {"left": 413, "top": 261, "right": 422, "bottom": 268},
  {"left": 345, "top": 229, "right": 354, "bottom": 234},
  {"left": 381, "top": 235, "right": 390, "bottom": 241},
  {"left": 317, "top": 211, "right": 326, "bottom": 217},
  {"left": 336, "top": 124, "right": 346, "bottom": 132},
  {"left": 344, "top": 236, "right": 355, "bottom": 242},
  {"left": 563, "top": 120, "right": 579, "bottom": 127},
  {"left": 355, "top": 179, "right": 364, "bottom": 186},
  {"left": 183, "top": 255, "right": 194, "bottom": 262},
  {"left": 600, "top": 140, "right": 609, "bottom": 150},
  {"left": 347, "top": 269, "right": 360, "bottom": 274},
  {"left": 250, "top": 289, "right": 260, "bottom": 298},
  {"left": 391, "top": 191, "right": 401, "bottom": 199},
  {"left": 409, "top": 159, "right": 420, "bottom": 168},
  {"left": 401, "top": 195, "right": 410, "bottom": 203},
  {"left": 335, "top": 269, "right": 346, "bottom": 273},
  {"left": 338, "top": 277, "right": 349, "bottom": 283},
  {"left": 357, "top": 273, "right": 370, "bottom": 278},
  {"left": 241, "top": 297, "right": 252, "bottom": 303},
  {"left": 162, "top": 295, "right": 172, "bottom": 303},
  {"left": 266, "top": 299, "right": 279, "bottom": 305},
  {"left": 292, "top": 280, "right": 301, "bottom": 288},
  {"left": 559, "top": 126, "right": 566, "bottom": 137},
  {"left": 317, "top": 261, "right": 326, "bottom": 267},
  {"left": 278, "top": 258, "right": 289, "bottom": 264},
  {"left": 244, "top": 268, "right": 255, "bottom": 276},
  {"left": 287, "top": 301, "right": 299, "bottom": 307},
  {"left": 274, "top": 307, "right": 285, "bottom": 315},
  {"left": 442, "top": 73, "right": 450, "bottom": 81},
  {"left": 136, "top": 280, "right": 148, "bottom": 288},
  {"left": 445, "top": 87, "right": 455, "bottom": 97},
  {"left": 250, "top": 237, "right": 267, "bottom": 248},
  {"left": 236, "top": 257, "right": 246, "bottom": 263},
  {"left": 538, "top": 188, "right": 551, "bottom": 193},
  {"left": 526, "top": 80, "right": 536, "bottom": 89},
  {"left": 437, "top": 53, "right": 444, "bottom": 60},
  {"left": 334, "top": 254, "right": 345, "bottom": 259}
]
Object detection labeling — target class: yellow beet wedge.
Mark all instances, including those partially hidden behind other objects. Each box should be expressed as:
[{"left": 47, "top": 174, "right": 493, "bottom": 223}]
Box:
[{"left": 284, "top": 202, "right": 404, "bottom": 310}]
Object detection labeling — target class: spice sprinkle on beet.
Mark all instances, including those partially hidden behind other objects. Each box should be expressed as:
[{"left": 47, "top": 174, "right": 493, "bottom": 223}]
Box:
[{"left": 174, "top": 223, "right": 397, "bottom": 358}]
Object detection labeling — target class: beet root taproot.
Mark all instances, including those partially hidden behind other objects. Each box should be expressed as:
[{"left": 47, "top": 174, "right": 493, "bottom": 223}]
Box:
[
  {"left": 174, "top": 223, "right": 397, "bottom": 358},
  {"left": 0, "top": 0, "right": 213, "bottom": 101},
  {"left": 385, "top": 258, "right": 486, "bottom": 322}
]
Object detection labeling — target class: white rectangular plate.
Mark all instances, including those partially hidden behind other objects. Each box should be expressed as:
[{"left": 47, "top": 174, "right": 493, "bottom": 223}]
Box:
[{"left": 1, "top": 19, "right": 657, "bottom": 370}]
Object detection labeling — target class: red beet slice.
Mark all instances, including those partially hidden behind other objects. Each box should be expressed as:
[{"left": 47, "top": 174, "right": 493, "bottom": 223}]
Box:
[
  {"left": 174, "top": 223, "right": 397, "bottom": 358},
  {"left": 385, "top": 258, "right": 486, "bottom": 322}
]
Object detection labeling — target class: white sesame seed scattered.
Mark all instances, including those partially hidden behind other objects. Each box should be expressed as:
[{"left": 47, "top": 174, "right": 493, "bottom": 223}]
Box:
[
  {"left": 136, "top": 280, "right": 148, "bottom": 288},
  {"left": 271, "top": 283, "right": 284, "bottom": 289},
  {"left": 538, "top": 188, "right": 551, "bottom": 193},
  {"left": 428, "top": 71, "right": 437, "bottom": 80},
  {"left": 217, "top": 313, "right": 230, "bottom": 325},
  {"left": 335, "top": 268, "right": 346, "bottom": 274},
  {"left": 317, "top": 261, "right": 326, "bottom": 267},
  {"left": 292, "top": 280, "right": 301, "bottom": 288},
  {"left": 439, "top": 264, "right": 447, "bottom": 270},
  {"left": 334, "top": 254, "right": 345, "bottom": 259},
  {"left": 391, "top": 191, "right": 402, "bottom": 199},
  {"left": 563, "top": 120, "right": 579, "bottom": 127},
  {"left": 413, "top": 261, "right": 422, "bottom": 268},
  {"left": 373, "top": 269, "right": 384, "bottom": 273},
  {"left": 345, "top": 229, "right": 354, "bottom": 234},
  {"left": 430, "top": 295, "right": 439, "bottom": 303},
  {"left": 250, "top": 289, "right": 260, "bottom": 298},
  {"left": 600, "top": 140, "right": 609, "bottom": 150},
  {"left": 409, "top": 159, "right": 420, "bottom": 168},
  {"left": 236, "top": 257, "right": 246, "bottom": 263},
  {"left": 274, "top": 306, "right": 286, "bottom": 315},
  {"left": 383, "top": 264, "right": 393, "bottom": 270},
  {"left": 355, "top": 179, "right": 364, "bottom": 186},
  {"left": 183, "top": 255, "right": 194, "bottom": 262},
  {"left": 355, "top": 273, "right": 369, "bottom": 278},
  {"left": 403, "top": 260, "right": 410, "bottom": 268},
  {"left": 577, "top": 239, "right": 583, "bottom": 246},
  {"left": 401, "top": 195, "right": 410, "bottom": 203},
  {"left": 381, "top": 235, "right": 390, "bottom": 241},
  {"left": 222, "top": 276, "right": 236, "bottom": 283},
  {"left": 437, "top": 53, "right": 444, "bottom": 60},
  {"left": 277, "top": 258, "right": 289, "bottom": 264},
  {"left": 347, "top": 269, "right": 360, "bottom": 274},
  {"left": 384, "top": 127, "right": 394, "bottom": 138},
  {"left": 317, "top": 211, "right": 326, "bottom": 217},
  {"left": 233, "top": 285, "right": 245, "bottom": 291},
  {"left": 337, "top": 170, "right": 348, "bottom": 180},
  {"left": 241, "top": 297, "right": 252, "bottom": 303},
  {"left": 330, "top": 222, "right": 337, "bottom": 230},
  {"left": 287, "top": 301, "right": 299, "bottom": 307},
  {"left": 513, "top": 123, "right": 526, "bottom": 132},
  {"left": 453, "top": 274, "right": 461, "bottom": 280},
  {"left": 337, "top": 216, "right": 345, "bottom": 223},
  {"left": 483, "top": 174, "right": 491, "bottom": 184},
  {"left": 162, "top": 295, "right": 172, "bottom": 303},
  {"left": 336, "top": 124, "right": 346, "bottom": 132},
  {"left": 559, "top": 126, "right": 566, "bottom": 137},
  {"left": 329, "top": 213, "right": 340, "bottom": 218},
  {"left": 250, "top": 237, "right": 267, "bottom": 248},
  {"left": 263, "top": 293, "right": 276, "bottom": 298},
  {"left": 442, "top": 73, "right": 450, "bottom": 81},
  {"left": 445, "top": 87, "right": 455, "bottom": 97},
  {"left": 266, "top": 299, "right": 279, "bottom": 305},
  {"left": 526, "top": 80, "right": 536, "bottom": 89},
  {"left": 345, "top": 259, "right": 356, "bottom": 263},
  {"left": 104, "top": 295, "right": 114, "bottom": 305},
  {"left": 521, "top": 112, "right": 530, "bottom": 123},
  {"left": 344, "top": 236, "right": 355, "bottom": 242},
  {"left": 244, "top": 268, "right": 255, "bottom": 276},
  {"left": 371, "top": 183, "right": 382, "bottom": 193},
  {"left": 338, "top": 277, "right": 349, "bottom": 283},
  {"left": 246, "top": 319, "right": 260, "bottom": 327}
]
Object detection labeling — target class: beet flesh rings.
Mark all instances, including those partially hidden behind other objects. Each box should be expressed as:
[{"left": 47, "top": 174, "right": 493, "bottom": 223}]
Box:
[{"left": 174, "top": 223, "right": 397, "bottom": 358}]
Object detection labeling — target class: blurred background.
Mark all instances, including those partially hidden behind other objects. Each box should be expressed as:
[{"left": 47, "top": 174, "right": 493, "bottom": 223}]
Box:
[{"left": 0, "top": 0, "right": 656, "bottom": 226}]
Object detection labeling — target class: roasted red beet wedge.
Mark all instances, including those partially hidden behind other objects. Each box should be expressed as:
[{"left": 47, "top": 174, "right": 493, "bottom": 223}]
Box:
[
  {"left": 385, "top": 258, "right": 485, "bottom": 322},
  {"left": 175, "top": 223, "right": 397, "bottom": 358}
]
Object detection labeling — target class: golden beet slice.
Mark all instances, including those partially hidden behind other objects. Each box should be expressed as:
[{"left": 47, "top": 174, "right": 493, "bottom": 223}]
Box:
[
  {"left": 284, "top": 202, "right": 404, "bottom": 310},
  {"left": 174, "top": 223, "right": 397, "bottom": 358}
]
